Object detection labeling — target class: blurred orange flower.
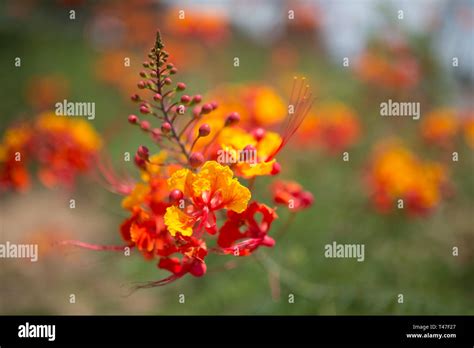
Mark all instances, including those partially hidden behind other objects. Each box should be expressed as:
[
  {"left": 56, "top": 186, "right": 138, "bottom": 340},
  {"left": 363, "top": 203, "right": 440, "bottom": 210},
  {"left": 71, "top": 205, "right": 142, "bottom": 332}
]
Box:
[
  {"left": 297, "top": 102, "right": 360, "bottom": 153},
  {"left": 366, "top": 139, "right": 449, "bottom": 216},
  {"left": 421, "top": 108, "right": 459, "bottom": 148}
]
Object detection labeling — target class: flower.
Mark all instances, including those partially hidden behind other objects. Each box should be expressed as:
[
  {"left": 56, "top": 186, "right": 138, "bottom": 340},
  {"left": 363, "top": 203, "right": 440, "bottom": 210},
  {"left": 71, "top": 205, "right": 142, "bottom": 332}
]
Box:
[
  {"left": 421, "top": 108, "right": 459, "bottom": 147},
  {"left": 217, "top": 202, "right": 277, "bottom": 256},
  {"left": 0, "top": 123, "right": 33, "bottom": 192},
  {"left": 366, "top": 140, "right": 449, "bottom": 216},
  {"left": 62, "top": 31, "right": 313, "bottom": 288},
  {"left": 271, "top": 180, "right": 314, "bottom": 212},
  {"left": 0, "top": 112, "right": 101, "bottom": 191},
  {"left": 164, "top": 161, "right": 251, "bottom": 236},
  {"left": 34, "top": 112, "right": 102, "bottom": 188}
]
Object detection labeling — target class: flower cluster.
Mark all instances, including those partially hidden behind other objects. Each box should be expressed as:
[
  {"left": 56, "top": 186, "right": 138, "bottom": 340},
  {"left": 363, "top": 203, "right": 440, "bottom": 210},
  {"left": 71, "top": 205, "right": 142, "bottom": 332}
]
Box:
[
  {"left": 365, "top": 139, "right": 450, "bottom": 216},
  {"left": 0, "top": 112, "right": 101, "bottom": 191},
  {"left": 105, "top": 31, "right": 314, "bottom": 286}
]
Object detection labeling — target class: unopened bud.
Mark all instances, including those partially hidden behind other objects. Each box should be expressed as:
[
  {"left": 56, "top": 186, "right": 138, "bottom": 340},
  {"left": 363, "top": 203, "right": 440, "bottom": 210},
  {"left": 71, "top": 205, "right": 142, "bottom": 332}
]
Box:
[
  {"left": 198, "top": 124, "right": 211, "bottom": 137},
  {"left": 189, "top": 152, "right": 204, "bottom": 168}
]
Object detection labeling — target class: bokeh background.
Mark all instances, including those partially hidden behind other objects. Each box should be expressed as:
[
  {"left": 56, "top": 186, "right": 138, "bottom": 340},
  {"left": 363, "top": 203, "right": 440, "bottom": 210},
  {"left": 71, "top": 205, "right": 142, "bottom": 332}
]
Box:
[{"left": 0, "top": 0, "right": 473, "bottom": 315}]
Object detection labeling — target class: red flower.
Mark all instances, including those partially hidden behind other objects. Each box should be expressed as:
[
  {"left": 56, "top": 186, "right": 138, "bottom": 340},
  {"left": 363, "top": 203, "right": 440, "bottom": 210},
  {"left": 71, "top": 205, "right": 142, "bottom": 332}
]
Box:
[
  {"left": 271, "top": 180, "right": 314, "bottom": 212},
  {"left": 217, "top": 202, "right": 277, "bottom": 256}
]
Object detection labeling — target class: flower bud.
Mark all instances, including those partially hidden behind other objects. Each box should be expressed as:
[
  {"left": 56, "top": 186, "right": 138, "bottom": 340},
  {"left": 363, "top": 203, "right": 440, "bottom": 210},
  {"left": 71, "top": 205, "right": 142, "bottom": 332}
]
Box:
[
  {"left": 137, "top": 145, "right": 149, "bottom": 159},
  {"left": 225, "top": 112, "right": 240, "bottom": 126},
  {"left": 201, "top": 103, "right": 213, "bottom": 114},
  {"left": 139, "top": 105, "right": 150, "bottom": 114},
  {"left": 190, "top": 260, "right": 207, "bottom": 277},
  {"left": 170, "top": 67, "right": 178, "bottom": 74},
  {"left": 177, "top": 82, "right": 186, "bottom": 91},
  {"left": 211, "top": 101, "right": 218, "bottom": 110},
  {"left": 164, "top": 77, "right": 172, "bottom": 85},
  {"left": 151, "top": 128, "right": 161, "bottom": 141},
  {"left": 169, "top": 189, "right": 184, "bottom": 203},
  {"left": 139, "top": 71, "right": 147, "bottom": 78},
  {"left": 128, "top": 114, "right": 138, "bottom": 124},
  {"left": 193, "top": 106, "right": 202, "bottom": 118},
  {"left": 189, "top": 152, "right": 204, "bottom": 168},
  {"left": 252, "top": 127, "right": 265, "bottom": 141},
  {"left": 153, "top": 93, "right": 162, "bottom": 101},
  {"left": 198, "top": 124, "right": 211, "bottom": 137},
  {"left": 134, "top": 153, "right": 146, "bottom": 168},
  {"left": 140, "top": 120, "right": 150, "bottom": 131},
  {"left": 130, "top": 94, "right": 140, "bottom": 102},
  {"left": 300, "top": 191, "right": 314, "bottom": 207},
  {"left": 180, "top": 95, "right": 191, "bottom": 103},
  {"left": 271, "top": 162, "right": 281, "bottom": 175},
  {"left": 193, "top": 95, "right": 202, "bottom": 103},
  {"left": 161, "top": 122, "right": 172, "bottom": 133},
  {"left": 137, "top": 81, "right": 146, "bottom": 89}
]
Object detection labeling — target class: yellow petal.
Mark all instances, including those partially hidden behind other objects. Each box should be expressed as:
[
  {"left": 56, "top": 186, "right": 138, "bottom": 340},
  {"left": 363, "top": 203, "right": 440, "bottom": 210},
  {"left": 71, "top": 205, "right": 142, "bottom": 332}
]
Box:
[
  {"left": 220, "top": 178, "right": 251, "bottom": 213},
  {"left": 237, "top": 160, "right": 275, "bottom": 178},
  {"left": 164, "top": 206, "right": 194, "bottom": 237},
  {"left": 121, "top": 183, "right": 150, "bottom": 209},
  {"left": 257, "top": 131, "right": 281, "bottom": 160},
  {"left": 167, "top": 168, "right": 195, "bottom": 196}
]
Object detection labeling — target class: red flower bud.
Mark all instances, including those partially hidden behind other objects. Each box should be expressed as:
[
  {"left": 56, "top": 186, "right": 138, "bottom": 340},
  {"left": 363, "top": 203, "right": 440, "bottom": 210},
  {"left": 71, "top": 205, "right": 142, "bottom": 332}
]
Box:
[
  {"left": 140, "top": 105, "right": 150, "bottom": 114},
  {"left": 211, "top": 101, "right": 218, "bottom": 110},
  {"left": 193, "top": 95, "right": 202, "bottom": 103},
  {"left": 252, "top": 127, "right": 266, "bottom": 141},
  {"left": 130, "top": 94, "right": 140, "bottom": 102},
  {"left": 164, "top": 77, "right": 172, "bottom": 85},
  {"left": 153, "top": 93, "right": 162, "bottom": 101},
  {"left": 139, "top": 71, "right": 147, "bottom": 78},
  {"left": 140, "top": 120, "right": 150, "bottom": 131},
  {"left": 169, "top": 189, "right": 184, "bottom": 203},
  {"left": 300, "top": 191, "right": 314, "bottom": 207},
  {"left": 134, "top": 153, "right": 146, "bottom": 168},
  {"left": 189, "top": 152, "right": 204, "bottom": 168},
  {"left": 201, "top": 103, "right": 213, "bottom": 114},
  {"left": 161, "top": 122, "right": 172, "bottom": 133},
  {"left": 190, "top": 260, "right": 207, "bottom": 277},
  {"left": 170, "top": 67, "right": 178, "bottom": 74},
  {"left": 128, "top": 114, "right": 138, "bottom": 124},
  {"left": 137, "top": 81, "right": 146, "bottom": 89},
  {"left": 271, "top": 162, "right": 281, "bottom": 175},
  {"left": 137, "top": 145, "right": 149, "bottom": 158},
  {"left": 198, "top": 124, "right": 211, "bottom": 137},
  {"left": 180, "top": 95, "right": 191, "bottom": 103},
  {"left": 177, "top": 82, "right": 186, "bottom": 91},
  {"left": 225, "top": 112, "right": 240, "bottom": 126}
]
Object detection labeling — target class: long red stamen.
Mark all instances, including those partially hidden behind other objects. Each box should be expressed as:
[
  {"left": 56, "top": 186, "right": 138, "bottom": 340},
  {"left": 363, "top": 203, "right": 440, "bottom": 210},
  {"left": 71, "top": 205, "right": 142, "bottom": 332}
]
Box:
[
  {"left": 266, "top": 77, "right": 314, "bottom": 161},
  {"left": 56, "top": 240, "right": 131, "bottom": 251}
]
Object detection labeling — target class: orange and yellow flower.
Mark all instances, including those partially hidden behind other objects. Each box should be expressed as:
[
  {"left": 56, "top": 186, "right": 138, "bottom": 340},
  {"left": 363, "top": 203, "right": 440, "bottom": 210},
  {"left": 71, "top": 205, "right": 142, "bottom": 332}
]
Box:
[
  {"left": 366, "top": 139, "right": 449, "bottom": 216},
  {"left": 421, "top": 108, "right": 459, "bottom": 147},
  {"left": 164, "top": 161, "right": 251, "bottom": 236}
]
